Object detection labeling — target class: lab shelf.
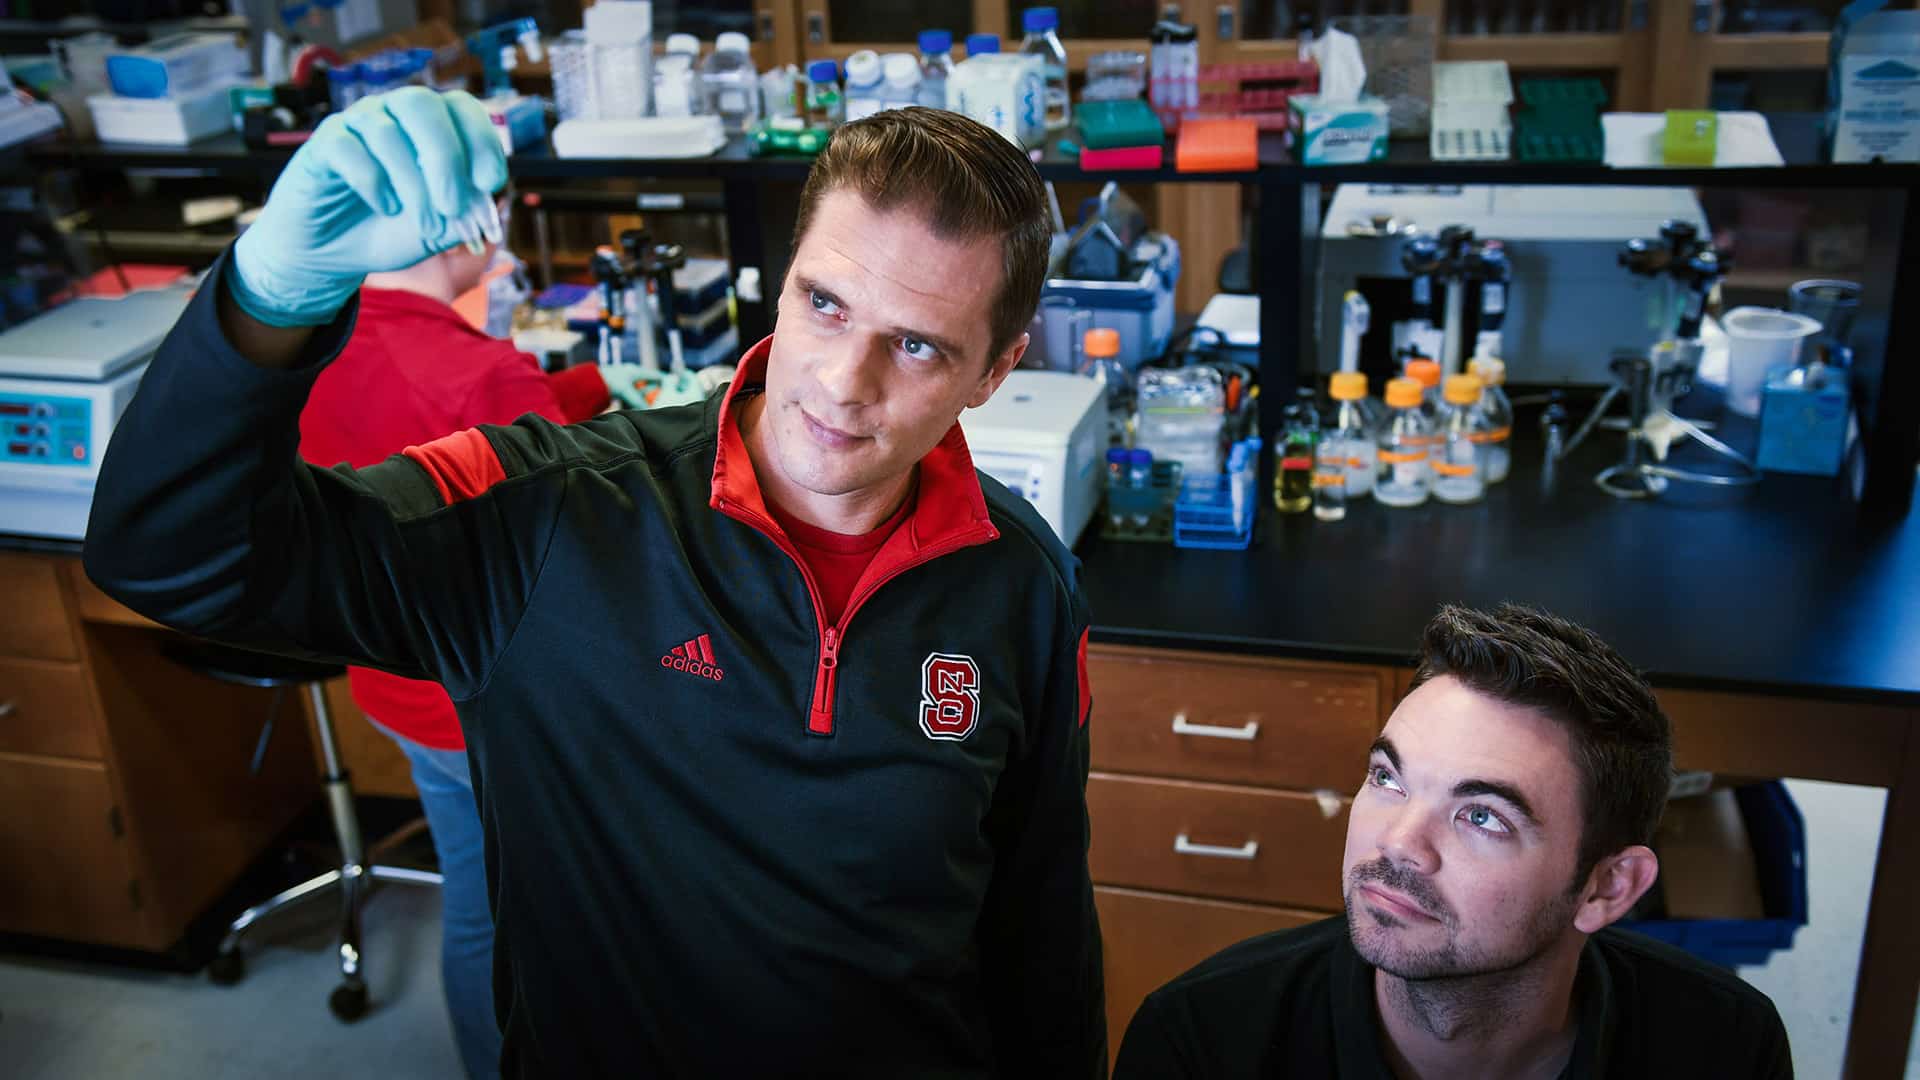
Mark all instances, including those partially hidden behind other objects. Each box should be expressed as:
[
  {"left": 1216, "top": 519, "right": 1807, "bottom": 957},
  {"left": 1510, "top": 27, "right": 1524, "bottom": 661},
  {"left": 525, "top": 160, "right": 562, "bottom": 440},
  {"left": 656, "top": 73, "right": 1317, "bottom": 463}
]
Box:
[
  {"left": 18, "top": 111, "right": 1920, "bottom": 514},
  {"left": 26, "top": 113, "right": 1919, "bottom": 187}
]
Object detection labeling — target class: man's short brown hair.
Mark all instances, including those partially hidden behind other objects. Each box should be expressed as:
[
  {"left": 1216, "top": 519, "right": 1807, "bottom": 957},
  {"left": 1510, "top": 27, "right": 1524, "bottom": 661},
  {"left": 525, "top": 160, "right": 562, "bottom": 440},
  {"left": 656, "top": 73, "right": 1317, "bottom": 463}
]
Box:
[
  {"left": 1408, "top": 604, "right": 1673, "bottom": 887},
  {"left": 791, "top": 107, "right": 1051, "bottom": 364}
]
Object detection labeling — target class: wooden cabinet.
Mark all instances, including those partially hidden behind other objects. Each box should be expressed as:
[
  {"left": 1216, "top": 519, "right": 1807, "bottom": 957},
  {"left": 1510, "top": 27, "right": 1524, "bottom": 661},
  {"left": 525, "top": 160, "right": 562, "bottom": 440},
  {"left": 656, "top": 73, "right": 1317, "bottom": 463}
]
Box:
[
  {"left": 1090, "top": 774, "right": 1350, "bottom": 909},
  {"left": 0, "top": 657, "right": 103, "bottom": 761},
  {"left": 0, "top": 756, "right": 139, "bottom": 947},
  {"left": 0, "top": 554, "right": 80, "bottom": 662},
  {"left": 1095, "top": 885, "right": 1321, "bottom": 1061},
  {"left": 1085, "top": 643, "right": 1394, "bottom": 1063},
  {"left": 0, "top": 553, "right": 319, "bottom": 954}
]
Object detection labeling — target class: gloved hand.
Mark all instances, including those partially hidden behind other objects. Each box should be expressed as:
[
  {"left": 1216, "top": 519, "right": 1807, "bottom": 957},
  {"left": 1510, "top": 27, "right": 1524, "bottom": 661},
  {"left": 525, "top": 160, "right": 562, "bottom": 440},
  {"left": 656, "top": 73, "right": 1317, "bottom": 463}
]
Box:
[
  {"left": 599, "top": 364, "right": 711, "bottom": 411},
  {"left": 599, "top": 363, "right": 655, "bottom": 410},
  {"left": 230, "top": 88, "right": 509, "bottom": 328}
]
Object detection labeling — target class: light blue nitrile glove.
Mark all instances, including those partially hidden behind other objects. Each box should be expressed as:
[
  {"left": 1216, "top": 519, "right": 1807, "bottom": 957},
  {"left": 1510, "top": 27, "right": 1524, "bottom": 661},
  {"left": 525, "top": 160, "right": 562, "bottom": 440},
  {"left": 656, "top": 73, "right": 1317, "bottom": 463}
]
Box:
[
  {"left": 599, "top": 363, "right": 654, "bottom": 410},
  {"left": 598, "top": 364, "right": 711, "bottom": 411},
  {"left": 230, "top": 88, "right": 510, "bottom": 328}
]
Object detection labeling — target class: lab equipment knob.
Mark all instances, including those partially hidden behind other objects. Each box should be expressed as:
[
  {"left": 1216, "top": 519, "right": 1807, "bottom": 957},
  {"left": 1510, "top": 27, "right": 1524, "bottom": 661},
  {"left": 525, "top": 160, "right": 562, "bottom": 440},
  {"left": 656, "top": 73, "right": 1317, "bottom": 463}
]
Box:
[{"left": 1400, "top": 235, "right": 1443, "bottom": 277}]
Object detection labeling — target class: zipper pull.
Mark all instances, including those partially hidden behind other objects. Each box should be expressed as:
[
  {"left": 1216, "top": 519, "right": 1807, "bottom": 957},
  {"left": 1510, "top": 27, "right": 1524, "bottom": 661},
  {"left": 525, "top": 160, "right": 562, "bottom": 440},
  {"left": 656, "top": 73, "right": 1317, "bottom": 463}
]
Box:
[{"left": 809, "top": 626, "right": 841, "bottom": 736}]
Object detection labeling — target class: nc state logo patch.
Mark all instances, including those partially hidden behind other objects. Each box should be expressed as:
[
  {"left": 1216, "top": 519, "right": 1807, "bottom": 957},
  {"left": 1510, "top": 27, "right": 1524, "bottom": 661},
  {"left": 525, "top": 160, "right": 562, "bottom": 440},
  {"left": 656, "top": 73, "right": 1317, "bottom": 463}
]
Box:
[{"left": 919, "top": 653, "right": 981, "bottom": 741}]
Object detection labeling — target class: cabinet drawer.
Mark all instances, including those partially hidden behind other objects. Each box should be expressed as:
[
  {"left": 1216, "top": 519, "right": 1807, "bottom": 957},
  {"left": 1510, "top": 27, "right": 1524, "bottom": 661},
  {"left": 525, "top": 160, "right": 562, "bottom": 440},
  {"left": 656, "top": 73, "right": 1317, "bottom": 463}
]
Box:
[
  {"left": 0, "top": 755, "right": 140, "bottom": 947},
  {"left": 1089, "top": 773, "right": 1349, "bottom": 910},
  {"left": 1087, "top": 648, "right": 1380, "bottom": 790},
  {"left": 0, "top": 554, "right": 79, "bottom": 661},
  {"left": 1096, "top": 886, "right": 1322, "bottom": 1068},
  {"left": 0, "top": 658, "right": 101, "bottom": 760}
]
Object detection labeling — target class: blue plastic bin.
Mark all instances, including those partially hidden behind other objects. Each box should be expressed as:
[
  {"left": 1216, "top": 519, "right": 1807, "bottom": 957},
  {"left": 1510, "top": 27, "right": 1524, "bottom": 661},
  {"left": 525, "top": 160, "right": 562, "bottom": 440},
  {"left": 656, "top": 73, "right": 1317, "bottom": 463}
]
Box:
[{"left": 1621, "top": 781, "right": 1808, "bottom": 968}]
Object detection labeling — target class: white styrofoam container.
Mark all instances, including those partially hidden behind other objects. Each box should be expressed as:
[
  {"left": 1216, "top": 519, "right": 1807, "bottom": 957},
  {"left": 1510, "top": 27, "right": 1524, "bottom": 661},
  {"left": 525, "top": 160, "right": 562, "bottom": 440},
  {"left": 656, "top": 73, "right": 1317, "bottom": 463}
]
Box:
[{"left": 86, "top": 80, "right": 236, "bottom": 145}]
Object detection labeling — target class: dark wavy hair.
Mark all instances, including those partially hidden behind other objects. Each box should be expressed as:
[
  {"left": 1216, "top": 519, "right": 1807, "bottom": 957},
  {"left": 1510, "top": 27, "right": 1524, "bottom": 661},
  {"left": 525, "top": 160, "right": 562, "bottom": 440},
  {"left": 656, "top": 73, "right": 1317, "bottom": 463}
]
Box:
[{"left": 1410, "top": 604, "right": 1673, "bottom": 886}]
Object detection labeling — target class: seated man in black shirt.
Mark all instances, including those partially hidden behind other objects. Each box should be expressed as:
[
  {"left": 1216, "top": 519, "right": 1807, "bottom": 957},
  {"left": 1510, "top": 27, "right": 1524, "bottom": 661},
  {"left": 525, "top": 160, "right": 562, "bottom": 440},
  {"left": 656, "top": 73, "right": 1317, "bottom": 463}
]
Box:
[{"left": 1114, "top": 604, "right": 1792, "bottom": 1079}]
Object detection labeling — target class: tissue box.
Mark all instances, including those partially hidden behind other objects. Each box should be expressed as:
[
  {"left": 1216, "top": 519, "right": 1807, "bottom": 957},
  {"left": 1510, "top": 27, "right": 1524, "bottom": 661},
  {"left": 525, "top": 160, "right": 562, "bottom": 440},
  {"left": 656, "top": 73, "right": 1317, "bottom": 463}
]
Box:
[
  {"left": 1289, "top": 93, "right": 1390, "bottom": 165},
  {"left": 1828, "top": 9, "right": 1920, "bottom": 163},
  {"left": 1757, "top": 366, "right": 1850, "bottom": 476}
]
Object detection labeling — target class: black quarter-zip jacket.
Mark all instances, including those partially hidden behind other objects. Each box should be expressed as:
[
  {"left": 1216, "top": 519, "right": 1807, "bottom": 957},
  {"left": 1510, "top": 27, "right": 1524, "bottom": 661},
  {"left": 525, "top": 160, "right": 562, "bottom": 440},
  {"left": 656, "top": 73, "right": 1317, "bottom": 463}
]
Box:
[{"left": 84, "top": 255, "right": 1107, "bottom": 1078}]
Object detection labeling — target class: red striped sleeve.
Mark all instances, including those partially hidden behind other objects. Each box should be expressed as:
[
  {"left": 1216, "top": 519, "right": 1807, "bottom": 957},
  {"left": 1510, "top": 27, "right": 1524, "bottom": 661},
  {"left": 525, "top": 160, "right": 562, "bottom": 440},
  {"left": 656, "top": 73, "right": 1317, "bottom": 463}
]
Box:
[
  {"left": 1076, "top": 627, "right": 1091, "bottom": 728},
  {"left": 401, "top": 428, "right": 508, "bottom": 506}
]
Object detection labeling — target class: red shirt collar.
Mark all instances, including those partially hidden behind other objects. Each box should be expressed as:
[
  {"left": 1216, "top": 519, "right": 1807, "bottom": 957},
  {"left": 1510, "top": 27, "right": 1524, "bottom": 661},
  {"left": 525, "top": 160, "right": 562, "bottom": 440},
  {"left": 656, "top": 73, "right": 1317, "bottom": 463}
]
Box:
[
  {"left": 359, "top": 286, "right": 483, "bottom": 334},
  {"left": 710, "top": 335, "right": 999, "bottom": 554}
]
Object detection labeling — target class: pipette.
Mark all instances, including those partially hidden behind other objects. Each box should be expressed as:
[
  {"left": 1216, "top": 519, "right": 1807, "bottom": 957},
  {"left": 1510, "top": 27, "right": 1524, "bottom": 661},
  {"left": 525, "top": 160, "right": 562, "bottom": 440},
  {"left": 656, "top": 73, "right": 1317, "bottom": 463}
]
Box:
[{"left": 1338, "top": 290, "right": 1369, "bottom": 373}]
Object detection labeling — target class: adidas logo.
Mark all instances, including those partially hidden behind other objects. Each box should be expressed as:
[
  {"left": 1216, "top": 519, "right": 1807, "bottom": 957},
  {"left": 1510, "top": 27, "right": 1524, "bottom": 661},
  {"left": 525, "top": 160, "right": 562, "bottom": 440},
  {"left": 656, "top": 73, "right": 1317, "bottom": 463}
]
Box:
[{"left": 661, "top": 633, "right": 725, "bottom": 682}]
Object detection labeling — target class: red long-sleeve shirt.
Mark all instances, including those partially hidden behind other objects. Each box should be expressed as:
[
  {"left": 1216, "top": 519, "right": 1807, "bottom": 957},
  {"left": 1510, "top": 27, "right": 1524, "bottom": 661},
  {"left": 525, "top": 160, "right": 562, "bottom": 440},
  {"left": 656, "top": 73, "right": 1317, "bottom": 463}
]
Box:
[{"left": 297, "top": 286, "right": 608, "bottom": 749}]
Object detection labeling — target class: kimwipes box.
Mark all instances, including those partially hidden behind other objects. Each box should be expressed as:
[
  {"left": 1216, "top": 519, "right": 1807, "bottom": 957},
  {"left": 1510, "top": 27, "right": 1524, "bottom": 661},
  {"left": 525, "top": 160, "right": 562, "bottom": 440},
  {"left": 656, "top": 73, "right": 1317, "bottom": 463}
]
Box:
[{"left": 1828, "top": 8, "right": 1920, "bottom": 163}]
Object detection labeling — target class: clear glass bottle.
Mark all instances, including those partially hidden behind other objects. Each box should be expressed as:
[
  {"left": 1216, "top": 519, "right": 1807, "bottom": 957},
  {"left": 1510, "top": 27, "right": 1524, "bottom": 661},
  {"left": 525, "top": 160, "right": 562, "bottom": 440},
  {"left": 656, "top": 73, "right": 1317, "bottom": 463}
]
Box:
[
  {"left": 805, "top": 59, "right": 844, "bottom": 126},
  {"left": 1326, "top": 371, "right": 1376, "bottom": 499},
  {"left": 1404, "top": 357, "right": 1443, "bottom": 433},
  {"left": 1019, "top": 6, "right": 1071, "bottom": 131},
  {"left": 1467, "top": 354, "right": 1513, "bottom": 484},
  {"left": 1375, "top": 376, "right": 1433, "bottom": 508},
  {"left": 918, "top": 29, "right": 955, "bottom": 108},
  {"left": 1434, "top": 374, "right": 1489, "bottom": 505},
  {"left": 1126, "top": 448, "right": 1154, "bottom": 527},
  {"left": 1105, "top": 446, "right": 1129, "bottom": 528},
  {"left": 1082, "top": 327, "right": 1132, "bottom": 446},
  {"left": 1313, "top": 430, "right": 1348, "bottom": 522},
  {"left": 700, "top": 32, "right": 761, "bottom": 134},
  {"left": 1273, "top": 386, "right": 1318, "bottom": 513}
]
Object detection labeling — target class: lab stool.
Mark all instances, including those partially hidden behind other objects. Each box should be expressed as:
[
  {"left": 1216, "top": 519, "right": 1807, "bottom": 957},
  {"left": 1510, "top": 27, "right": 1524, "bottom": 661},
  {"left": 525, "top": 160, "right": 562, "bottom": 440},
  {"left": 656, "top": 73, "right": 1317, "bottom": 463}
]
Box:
[{"left": 164, "top": 639, "right": 442, "bottom": 1022}]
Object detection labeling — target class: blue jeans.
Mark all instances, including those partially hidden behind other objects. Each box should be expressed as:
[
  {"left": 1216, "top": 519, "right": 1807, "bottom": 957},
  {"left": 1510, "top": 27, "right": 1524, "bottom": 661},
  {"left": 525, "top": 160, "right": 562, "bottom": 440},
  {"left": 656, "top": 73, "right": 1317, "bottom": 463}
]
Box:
[{"left": 373, "top": 721, "right": 502, "bottom": 1080}]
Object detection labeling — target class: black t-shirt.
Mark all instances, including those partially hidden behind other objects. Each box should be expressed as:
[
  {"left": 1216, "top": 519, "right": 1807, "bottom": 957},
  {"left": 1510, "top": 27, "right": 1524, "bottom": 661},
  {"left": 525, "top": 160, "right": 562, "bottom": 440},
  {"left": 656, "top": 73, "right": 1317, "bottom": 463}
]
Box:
[{"left": 1113, "top": 916, "right": 1792, "bottom": 1079}]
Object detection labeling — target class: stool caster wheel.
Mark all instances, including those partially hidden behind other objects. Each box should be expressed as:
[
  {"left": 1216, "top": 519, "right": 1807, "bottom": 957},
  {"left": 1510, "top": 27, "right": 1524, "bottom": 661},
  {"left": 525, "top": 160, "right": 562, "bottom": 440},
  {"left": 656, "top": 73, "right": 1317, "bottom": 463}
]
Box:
[
  {"left": 329, "top": 982, "right": 369, "bottom": 1022},
  {"left": 207, "top": 948, "right": 244, "bottom": 986}
]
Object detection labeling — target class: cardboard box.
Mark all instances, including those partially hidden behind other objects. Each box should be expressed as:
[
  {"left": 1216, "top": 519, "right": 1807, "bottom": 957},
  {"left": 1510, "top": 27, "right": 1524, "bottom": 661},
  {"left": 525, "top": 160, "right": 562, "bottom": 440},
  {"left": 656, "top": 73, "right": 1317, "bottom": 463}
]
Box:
[
  {"left": 1828, "top": 9, "right": 1920, "bottom": 163},
  {"left": 1289, "top": 93, "right": 1389, "bottom": 165},
  {"left": 1653, "top": 788, "right": 1765, "bottom": 921}
]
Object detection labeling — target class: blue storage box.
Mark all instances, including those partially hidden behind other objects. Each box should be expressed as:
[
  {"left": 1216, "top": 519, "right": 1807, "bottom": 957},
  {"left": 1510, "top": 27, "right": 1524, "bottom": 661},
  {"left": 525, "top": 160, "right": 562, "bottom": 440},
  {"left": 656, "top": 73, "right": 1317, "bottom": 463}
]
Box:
[
  {"left": 1039, "top": 235, "right": 1181, "bottom": 369},
  {"left": 1622, "top": 781, "right": 1807, "bottom": 968}
]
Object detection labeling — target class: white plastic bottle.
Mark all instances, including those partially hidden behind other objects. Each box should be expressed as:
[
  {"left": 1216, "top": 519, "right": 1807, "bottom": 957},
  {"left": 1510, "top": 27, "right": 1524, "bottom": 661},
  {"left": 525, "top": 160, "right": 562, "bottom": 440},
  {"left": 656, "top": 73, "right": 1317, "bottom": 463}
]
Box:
[
  {"left": 843, "top": 50, "right": 885, "bottom": 121},
  {"left": 1433, "top": 374, "right": 1490, "bottom": 505},
  {"left": 700, "top": 31, "right": 760, "bottom": 134},
  {"left": 917, "top": 29, "right": 955, "bottom": 108},
  {"left": 655, "top": 34, "right": 703, "bottom": 117},
  {"left": 1468, "top": 353, "right": 1513, "bottom": 484},
  {"left": 1019, "top": 6, "right": 1070, "bottom": 131},
  {"left": 881, "top": 53, "right": 921, "bottom": 110},
  {"left": 1376, "top": 376, "right": 1433, "bottom": 508},
  {"left": 1327, "top": 371, "right": 1376, "bottom": 499}
]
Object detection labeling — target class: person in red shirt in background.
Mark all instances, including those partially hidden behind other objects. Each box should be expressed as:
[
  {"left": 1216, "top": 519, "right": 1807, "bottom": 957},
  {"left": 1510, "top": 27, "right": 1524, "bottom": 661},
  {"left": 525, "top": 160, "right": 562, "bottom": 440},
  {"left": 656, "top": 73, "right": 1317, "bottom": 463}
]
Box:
[{"left": 297, "top": 203, "right": 611, "bottom": 1080}]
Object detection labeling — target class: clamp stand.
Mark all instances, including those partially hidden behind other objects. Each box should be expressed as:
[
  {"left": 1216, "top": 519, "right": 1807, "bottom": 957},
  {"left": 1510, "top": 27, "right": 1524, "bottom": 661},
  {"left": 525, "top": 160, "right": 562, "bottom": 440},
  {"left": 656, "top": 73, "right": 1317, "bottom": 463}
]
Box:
[{"left": 1559, "top": 220, "right": 1760, "bottom": 500}]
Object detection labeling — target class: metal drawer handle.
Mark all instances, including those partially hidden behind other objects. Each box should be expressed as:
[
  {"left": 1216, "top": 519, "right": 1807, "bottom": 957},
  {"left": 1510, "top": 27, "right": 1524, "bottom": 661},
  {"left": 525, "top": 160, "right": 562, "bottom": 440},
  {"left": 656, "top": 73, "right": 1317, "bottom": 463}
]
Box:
[
  {"left": 1171, "top": 712, "right": 1260, "bottom": 741},
  {"left": 0, "top": 700, "right": 14, "bottom": 720},
  {"left": 1174, "top": 833, "right": 1259, "bottom": 860}
]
